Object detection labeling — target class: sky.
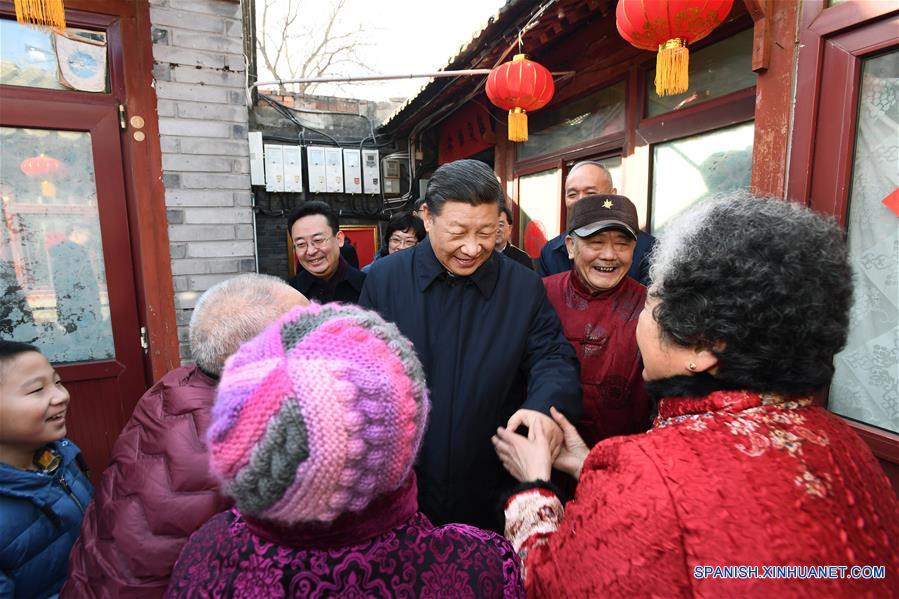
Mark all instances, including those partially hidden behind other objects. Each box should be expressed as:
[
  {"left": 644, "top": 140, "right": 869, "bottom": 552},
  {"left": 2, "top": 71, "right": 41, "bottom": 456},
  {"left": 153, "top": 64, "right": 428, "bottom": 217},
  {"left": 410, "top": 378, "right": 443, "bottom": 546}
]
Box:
[{"left": 255, "top": 0, "right": 510, "bottom": 102}]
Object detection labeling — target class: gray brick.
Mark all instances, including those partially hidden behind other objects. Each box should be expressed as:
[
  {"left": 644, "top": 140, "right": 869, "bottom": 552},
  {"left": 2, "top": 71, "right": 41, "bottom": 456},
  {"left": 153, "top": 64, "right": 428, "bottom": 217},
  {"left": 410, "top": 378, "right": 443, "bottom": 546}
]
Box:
[
  {"left": 231, "top": 124, "right": 246, "bottom": 139},
  {"left": 172, "top": 31, "right": 243, "bottom": 54},
  {"left": 229, "top": 90, "right": 245, "bottom": 105},
  {"left": 235, "top": 191, "right": 253, "bottom": 206},
  {"left": 167, "top": 209, "right": 184, "bottom": 224},
  {"left": 150, "top": 7, "right": 225, "bottom": 33},
  {"left": 162, "top": 173, "right": 181, "bottom": 188},
  {"left": 153, "top": 61, "right": 172, "bottom": 81},
  {"left": 239, "top": 258, "right": 257, "bottom": 272},
  {"left": 153, "top": 45, "right": 226, "bottom": 70},
  {"left": 176, "top": 308, "right": 192, "bottom": 326},
  {"left": 181, "top": 139, "right": 248, "bottom": 156},
  {"left": 152, "top": 27, "right": 169, "bottom": 44},
  {"left": 171, "top": 65, "right": 246, "bottom": 87},
  {"left": 183, "top": 207, "right": 252, "bottom": 224},
  {"left": 176, "top": 102, "right": 247, "bottom": 122},
  {"left": 163, "top": 153, "right": 234, "bottom": 172},
  {"left": 187, "top": 240, "right": 255, "bottom": 258},
  {"left": 188, "top": 273, "right": 234, "bottom": 291},
  {"left": 155, "top": 81, "right": 229, "bottom": 103},
  {"left": 156, "top": 99, "right": 177, "bottom": 117},
  {"left": 168, "top": 224, "right": 235, "bottom": 241},
  {"left": 231, "top": 157, "right": 250, "bottom": 174},
  {"left": 170, "top": 243, "right": 188, "bottom": 259},
  {"left": 225, "top": 18, "right": 243, "bottom": 37},
  {"left": 172, "top": 275, "right": 189, "bottom": 292},
  {"left": 158, "top": 117, "right": 233, "bottom": 138},
  {"left": 159, "top": 137, "right": 180, "bottom": 153},
  {"left": 171, "top": 258, "right": 240, "bottom": 275},
  {"left": 168, "top": 0, "right": 241, "bottom": 18},
  {"left": 224, "top": 53, "right": 246, "bottom": 72},
  {"left": 166, "top": 189, "right": 235, "bottom": 207},
  {"left": 180, "top": 172, "right": 250, "bottom": 189},
  {"left": 236, "top": 224, "right": 254, "bottom": 239}
]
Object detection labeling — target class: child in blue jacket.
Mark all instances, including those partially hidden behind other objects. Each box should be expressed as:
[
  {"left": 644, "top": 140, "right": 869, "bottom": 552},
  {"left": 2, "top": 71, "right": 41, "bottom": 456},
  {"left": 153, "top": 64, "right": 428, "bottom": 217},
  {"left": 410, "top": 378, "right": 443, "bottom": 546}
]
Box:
[{"left": 0, "top": 341, "right": 93, "bottom": 598}]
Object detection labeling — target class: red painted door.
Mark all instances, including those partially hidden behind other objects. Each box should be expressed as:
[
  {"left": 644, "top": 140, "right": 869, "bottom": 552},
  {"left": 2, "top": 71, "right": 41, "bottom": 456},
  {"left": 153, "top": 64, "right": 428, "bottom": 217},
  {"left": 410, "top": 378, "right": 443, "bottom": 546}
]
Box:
[{"left": 1, "top": 17, "right": 148, "bottom": 477}]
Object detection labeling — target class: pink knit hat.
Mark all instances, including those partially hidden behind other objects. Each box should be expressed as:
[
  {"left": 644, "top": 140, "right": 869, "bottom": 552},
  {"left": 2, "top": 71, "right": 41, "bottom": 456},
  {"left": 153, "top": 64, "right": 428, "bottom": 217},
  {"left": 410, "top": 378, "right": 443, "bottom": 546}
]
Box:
[{"left": 206, "top": 302, "right": 429, "bottom": 524}]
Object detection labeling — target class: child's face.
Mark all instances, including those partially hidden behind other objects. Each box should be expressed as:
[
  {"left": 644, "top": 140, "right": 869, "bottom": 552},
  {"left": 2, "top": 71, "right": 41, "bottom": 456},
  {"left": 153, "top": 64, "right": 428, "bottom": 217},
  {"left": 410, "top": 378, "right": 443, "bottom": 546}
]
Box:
[{"left": 0, "top": 351, "right": 70, "bottom": 451}]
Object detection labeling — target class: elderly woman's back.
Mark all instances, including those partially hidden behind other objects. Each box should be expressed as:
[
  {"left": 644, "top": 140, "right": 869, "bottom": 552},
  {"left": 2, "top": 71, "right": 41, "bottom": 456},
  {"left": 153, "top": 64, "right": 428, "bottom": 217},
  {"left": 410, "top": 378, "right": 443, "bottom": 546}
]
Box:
[
  {"left": 498, "top": 194, "right": 899, "bottom": 598},
  {"left": 167, "top": 303, "right": 522, "bottom": 598}
]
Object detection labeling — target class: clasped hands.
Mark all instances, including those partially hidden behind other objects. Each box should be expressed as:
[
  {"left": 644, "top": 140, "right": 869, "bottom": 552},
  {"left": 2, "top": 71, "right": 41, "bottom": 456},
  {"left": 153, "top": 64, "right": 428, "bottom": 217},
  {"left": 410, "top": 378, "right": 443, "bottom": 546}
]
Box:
[{"left": 492, "top": 407, "right": 589, "bottom": 483}]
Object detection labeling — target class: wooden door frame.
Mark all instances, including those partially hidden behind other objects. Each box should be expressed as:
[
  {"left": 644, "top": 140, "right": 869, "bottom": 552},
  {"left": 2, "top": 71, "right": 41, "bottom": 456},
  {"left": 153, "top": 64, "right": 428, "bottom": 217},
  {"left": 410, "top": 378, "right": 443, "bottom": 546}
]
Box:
[
  {"left": 0, "top": 0, "right": 179, "bottom": 381},
  {"left": 787, "top": 0, "right": 899, "bottom": 471}
]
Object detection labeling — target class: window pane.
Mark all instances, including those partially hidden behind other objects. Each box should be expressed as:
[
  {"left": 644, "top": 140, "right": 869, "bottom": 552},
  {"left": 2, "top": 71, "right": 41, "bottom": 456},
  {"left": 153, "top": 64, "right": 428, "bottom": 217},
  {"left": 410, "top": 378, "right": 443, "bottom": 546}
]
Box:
[
  {"left": 651, "top": 121, "right": 754, "bottom": 231},
  {"left": 646, "top": 29, "right": 756, "bottom": 118},
  {"left": 829, "top": 50, "right": 899, "bottom": 435},
  {"left": 517, "top": 83, "right": 625, "bottom": 161},
  {"left": 0, "top": 19, "right": 109, "bottom": 92},
  {"left": 518, "top": 168, "right": 562, "bottom": 257},
  {"left": 1, "top": 127, "right": 115, "bottom": 363}
]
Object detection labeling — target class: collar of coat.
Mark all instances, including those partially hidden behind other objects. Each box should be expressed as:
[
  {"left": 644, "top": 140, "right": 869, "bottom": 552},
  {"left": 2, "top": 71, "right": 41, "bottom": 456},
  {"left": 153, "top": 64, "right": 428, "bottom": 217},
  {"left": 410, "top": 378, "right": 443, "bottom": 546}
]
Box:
[
  {"left": 240, "top": 472, "right": 418, "bottom": 549},
  {"left": 293, "top": 257, "right": 365, "bottom": 294},
  {"left": 414, "top": 237, "right": 499, "bottom": 299}
]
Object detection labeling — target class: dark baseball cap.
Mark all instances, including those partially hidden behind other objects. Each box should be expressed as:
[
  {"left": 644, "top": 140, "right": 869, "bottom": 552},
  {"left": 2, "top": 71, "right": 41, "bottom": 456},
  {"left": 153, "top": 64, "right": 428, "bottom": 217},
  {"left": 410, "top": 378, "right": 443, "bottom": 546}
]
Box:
[{"left": 567, "top": 194, "right": 639, "bottom": 240}]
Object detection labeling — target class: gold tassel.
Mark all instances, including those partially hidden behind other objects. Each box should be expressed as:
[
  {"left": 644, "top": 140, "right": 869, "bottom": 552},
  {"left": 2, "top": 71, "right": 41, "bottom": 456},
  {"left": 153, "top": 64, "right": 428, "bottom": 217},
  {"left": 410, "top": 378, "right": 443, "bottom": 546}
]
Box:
[
  {"left": 14, "top": 0, "right": 66, "bottom": 32},
  {"left": 508, "top": 107, "right": 528, "bottom": 142},
  {"left": 655, "top": 38, "right": 688, "bottom": 97},
  {"left": 41, "top": 180, "right": 57, "bottom": 197}
]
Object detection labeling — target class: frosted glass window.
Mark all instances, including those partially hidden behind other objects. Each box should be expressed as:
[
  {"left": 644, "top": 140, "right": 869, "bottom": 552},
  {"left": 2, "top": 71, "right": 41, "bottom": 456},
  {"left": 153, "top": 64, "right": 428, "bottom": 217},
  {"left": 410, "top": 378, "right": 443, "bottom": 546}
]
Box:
[
  {"left": 829, "top": 50, "right": 899, "bottom": 435},
  {"left": 651, "top": 122, "right": 754, "bottom": 232},
  {"left": 1, "top": 127, "right": 114, "bottom": 363}
]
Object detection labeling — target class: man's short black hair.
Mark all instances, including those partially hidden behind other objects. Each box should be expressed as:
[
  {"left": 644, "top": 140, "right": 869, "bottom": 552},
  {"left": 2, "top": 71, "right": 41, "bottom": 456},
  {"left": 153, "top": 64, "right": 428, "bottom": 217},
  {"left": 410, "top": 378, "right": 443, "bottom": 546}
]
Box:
[
  {"left": 0, "top": 340, "right": 40, "bottom": 380},
  {"left": 287, "top": 201, "right": 339, "bottom": 235},
  {"left": 424, "top": 159, "right": 504, "bottom": 216},
  {"left": 500, "top": 204, "right": 514, "bottom": 225}
]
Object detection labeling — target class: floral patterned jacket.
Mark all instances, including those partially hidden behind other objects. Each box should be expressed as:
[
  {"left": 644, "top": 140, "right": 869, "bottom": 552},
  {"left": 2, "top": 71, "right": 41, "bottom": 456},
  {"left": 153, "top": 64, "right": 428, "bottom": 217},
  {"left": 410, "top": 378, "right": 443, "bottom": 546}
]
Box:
[
  {"left": 504, "top": 380, "right": 899, "bottom": 598},
  {"left": 167, "top": 474, "right": 523, "bottom": 598}
]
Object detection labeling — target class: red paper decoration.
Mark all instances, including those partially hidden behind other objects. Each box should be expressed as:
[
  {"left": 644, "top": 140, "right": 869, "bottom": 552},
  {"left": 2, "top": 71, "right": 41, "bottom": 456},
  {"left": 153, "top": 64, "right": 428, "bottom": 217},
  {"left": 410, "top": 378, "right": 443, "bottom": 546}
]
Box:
[
  {"left": 486, "top": 54, "right": 555, "bottom": 142},
  {"left": 20, "top": 154, "right": 62, "bottom": 178},
  {"left": 616, "top": 0, "right": 734, "bottom": 96}
]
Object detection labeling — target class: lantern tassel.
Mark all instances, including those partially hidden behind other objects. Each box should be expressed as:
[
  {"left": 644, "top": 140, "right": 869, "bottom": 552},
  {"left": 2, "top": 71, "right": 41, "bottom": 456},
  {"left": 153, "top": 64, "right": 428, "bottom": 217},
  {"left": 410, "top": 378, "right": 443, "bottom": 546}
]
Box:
[
  {"left": 655, "top": 38, "right": 688, "bottom": 97},
  {"left": 14, "top": 0, "right": 66, "bottom": 32},
  {"left": 508, "top": 107, "right": 528, "bottom": 142}
]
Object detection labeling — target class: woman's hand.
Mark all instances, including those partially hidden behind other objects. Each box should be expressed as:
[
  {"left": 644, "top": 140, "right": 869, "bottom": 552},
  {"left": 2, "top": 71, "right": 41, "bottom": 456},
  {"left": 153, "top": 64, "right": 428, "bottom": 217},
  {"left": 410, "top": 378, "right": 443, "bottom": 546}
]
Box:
[
  {"left": 492, "top": 418, "right": 553, "bottom": 482},
  {"left": 549, "top": 406, "right": 589, "bottom": 480}
]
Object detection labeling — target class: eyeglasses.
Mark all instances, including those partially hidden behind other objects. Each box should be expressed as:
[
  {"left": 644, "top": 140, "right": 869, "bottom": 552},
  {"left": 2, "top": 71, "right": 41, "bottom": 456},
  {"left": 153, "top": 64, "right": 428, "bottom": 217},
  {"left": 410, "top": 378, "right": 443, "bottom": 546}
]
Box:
[
  {"left": 294, "top": 236, "right": 333, "bottom": 253},
  {"left": 388, "top": 236, "right": 417, "bottom": 249}
]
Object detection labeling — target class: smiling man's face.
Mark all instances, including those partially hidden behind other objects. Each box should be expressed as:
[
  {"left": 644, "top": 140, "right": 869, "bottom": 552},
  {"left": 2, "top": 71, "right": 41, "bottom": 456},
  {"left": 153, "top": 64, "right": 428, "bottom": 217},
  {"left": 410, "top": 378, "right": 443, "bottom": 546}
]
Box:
[
  {"left": 423, "top": 200, "right": 499, "bottom": 276},
  {"left": 565, "top": 228, "right": 636, "bottom": 292}
]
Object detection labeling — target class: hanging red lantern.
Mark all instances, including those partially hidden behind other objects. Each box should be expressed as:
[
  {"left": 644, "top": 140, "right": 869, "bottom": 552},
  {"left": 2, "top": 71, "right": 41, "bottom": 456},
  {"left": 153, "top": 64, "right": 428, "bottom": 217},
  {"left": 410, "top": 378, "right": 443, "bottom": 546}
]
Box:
[
  {"left": 486, "top": 54, "right": 554, "bottom": 142},
  {"left": 616, "top": 0, "right": 733, "bottom": 97},
  {"left": 20, "top": 154, "right": 62, "bottom": 178}
]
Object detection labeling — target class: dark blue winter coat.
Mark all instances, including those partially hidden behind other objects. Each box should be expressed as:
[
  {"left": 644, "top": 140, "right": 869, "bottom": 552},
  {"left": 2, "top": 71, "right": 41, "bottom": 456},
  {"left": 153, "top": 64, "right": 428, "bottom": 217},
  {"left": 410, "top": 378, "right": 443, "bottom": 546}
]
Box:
[
  {"left": 360, "top": 239, "right": 581, "bottom": 532},
  {"left": 0, "top": 439, "right": 93, "bottom": 598}
]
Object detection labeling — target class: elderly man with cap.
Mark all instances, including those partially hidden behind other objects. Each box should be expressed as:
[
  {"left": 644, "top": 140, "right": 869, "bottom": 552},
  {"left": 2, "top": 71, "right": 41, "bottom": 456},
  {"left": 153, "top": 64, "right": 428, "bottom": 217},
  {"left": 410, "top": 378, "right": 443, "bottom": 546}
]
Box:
[{"left": 543, "top": 194, "right": 651, "bottom": 449}]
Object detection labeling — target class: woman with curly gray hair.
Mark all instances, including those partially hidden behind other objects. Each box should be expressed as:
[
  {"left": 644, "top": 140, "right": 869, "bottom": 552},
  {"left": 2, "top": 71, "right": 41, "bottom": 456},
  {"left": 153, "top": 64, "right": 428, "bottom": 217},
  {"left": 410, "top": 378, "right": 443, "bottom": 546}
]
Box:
[{"left": 493, "top": 191, "right": 899, "bottom": 597}]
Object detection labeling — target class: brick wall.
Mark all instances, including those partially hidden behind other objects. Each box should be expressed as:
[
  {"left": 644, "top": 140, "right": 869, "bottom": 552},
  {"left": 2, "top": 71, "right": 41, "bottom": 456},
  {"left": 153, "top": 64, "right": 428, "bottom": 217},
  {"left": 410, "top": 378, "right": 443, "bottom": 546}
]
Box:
[{"left": 149, "top": 0, "right": 254, "bottom": 360}]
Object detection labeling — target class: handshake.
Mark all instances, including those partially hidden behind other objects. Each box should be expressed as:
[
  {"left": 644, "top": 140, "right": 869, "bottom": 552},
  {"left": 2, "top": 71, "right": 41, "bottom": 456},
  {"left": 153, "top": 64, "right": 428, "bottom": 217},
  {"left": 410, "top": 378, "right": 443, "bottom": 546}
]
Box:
[{"left": 492, "top": 407, "right": 589, "bottom": 483}]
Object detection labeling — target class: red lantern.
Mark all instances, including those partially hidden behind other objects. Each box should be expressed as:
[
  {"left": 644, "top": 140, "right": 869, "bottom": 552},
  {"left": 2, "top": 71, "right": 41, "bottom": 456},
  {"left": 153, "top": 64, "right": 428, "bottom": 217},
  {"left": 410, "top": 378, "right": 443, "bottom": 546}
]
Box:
[
  {"left": 616, "top": 0, "right": 733, "bottom": 97},
  {"left": 486, "top": 54, "right": 554, "bottom": 142},
  {"left": 20, "top": 154, "right": 62, "bottom": 178}
]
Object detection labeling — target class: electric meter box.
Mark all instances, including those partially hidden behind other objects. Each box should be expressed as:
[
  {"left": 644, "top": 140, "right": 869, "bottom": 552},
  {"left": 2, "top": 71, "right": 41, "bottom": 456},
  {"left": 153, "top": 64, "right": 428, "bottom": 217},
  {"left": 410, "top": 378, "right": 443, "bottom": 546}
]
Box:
[
  {"left": 248, "top": 131, "right": 265, "bottom": 186},
  {"left": 306, "top": 146, "right": 327, "bottom": 193},
  {"left": 361, "top": 149, "right": 380, "bottom": 194},
  {"left": 282, "top": 145, "right": 303, "bottom": 193},
  {"left": 382, "top": 157, "right": 402, "bottom": 195},
  {"left": 263, "top": 144, "right": 284, "bottom": 192},
  {"left": 343, "top": 149, "right": 362, "bottom": 194},
  {"left": 325, "top": 147, "right": 344, "bottom": 193}
]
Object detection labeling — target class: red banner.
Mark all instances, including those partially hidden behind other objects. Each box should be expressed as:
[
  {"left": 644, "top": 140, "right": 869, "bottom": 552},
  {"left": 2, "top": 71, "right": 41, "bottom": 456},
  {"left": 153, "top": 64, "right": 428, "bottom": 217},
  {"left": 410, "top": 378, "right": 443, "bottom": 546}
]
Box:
[{"left": 438, "top": 101, "right": 495, "bottom": 164}]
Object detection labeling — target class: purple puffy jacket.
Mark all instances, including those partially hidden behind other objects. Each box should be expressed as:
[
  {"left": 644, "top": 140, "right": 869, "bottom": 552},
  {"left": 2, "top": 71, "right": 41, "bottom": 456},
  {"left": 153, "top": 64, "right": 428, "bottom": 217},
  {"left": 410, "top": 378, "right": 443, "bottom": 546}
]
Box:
[{"left": 62, "top": 365, "right": 231, "bottom": 598}]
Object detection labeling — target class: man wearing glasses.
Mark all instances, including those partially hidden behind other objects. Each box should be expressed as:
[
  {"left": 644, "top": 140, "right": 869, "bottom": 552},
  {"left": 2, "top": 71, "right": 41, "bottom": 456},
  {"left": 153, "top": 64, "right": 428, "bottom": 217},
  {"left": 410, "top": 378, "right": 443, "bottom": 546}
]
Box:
[{"left": 287, "top": 201, "right": 366, "bottom": 304}]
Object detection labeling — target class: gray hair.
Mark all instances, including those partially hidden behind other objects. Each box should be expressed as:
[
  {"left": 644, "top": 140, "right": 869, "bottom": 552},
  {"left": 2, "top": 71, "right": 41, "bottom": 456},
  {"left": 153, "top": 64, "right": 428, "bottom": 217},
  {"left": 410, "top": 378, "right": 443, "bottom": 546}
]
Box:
[
  {"left": 189, "top": 274, "right": 301, "bottom": 376},
  {"left": 568, "top": 160, "right": 613, "bottom": 183},
  {"left": 647, "top": 189, "right": 852, "bottom": 394}
]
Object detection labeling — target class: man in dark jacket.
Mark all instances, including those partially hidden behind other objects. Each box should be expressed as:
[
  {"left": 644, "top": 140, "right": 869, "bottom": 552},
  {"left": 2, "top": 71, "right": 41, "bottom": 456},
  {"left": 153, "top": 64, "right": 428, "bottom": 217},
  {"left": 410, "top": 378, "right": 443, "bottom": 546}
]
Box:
[
  {"left": 62, "top": 274, "right": 308, "bottom": 598},
  {"left": 360, "top": 159, "right": 581, "bottom": 532},
  {"left": 497, "top": 204, "right": 534, "bottom": 270},
  {"left": 288, "top": 201, "right": 366, "bottom": 304},
  {"left": 536, "top": 161, "right": 656, "bottom": 285}
]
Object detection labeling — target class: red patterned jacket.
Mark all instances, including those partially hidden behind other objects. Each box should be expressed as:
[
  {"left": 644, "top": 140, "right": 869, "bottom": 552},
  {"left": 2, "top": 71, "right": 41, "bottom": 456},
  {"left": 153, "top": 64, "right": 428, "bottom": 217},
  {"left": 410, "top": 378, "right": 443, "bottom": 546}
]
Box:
[
  {"left": 505, "top": 385, "right": 899, "bottom": 598},
  {"left": 63, "top": 365, "right": 231, "bottom": 598}
]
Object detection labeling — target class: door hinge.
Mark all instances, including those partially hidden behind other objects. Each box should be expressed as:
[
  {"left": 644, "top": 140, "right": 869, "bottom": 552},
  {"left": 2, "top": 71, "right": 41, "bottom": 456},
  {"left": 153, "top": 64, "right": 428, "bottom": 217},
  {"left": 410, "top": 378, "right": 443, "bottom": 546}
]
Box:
[
  {"left": 118, "top": 104, "right": 127, "bottom": 130},
  {"left": 140, "top": 326, "right": 149, "bottom": 353}
]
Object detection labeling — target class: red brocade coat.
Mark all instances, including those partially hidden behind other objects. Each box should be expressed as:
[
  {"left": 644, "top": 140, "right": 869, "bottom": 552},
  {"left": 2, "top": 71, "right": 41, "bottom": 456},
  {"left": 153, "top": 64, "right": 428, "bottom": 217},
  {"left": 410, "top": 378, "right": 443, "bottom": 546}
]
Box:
[
  {"left": 543, "top": 271, "right": 650, "bottom": 447},
  {"left": 504, "top": 389, "right": 899, "bottom": 598}
]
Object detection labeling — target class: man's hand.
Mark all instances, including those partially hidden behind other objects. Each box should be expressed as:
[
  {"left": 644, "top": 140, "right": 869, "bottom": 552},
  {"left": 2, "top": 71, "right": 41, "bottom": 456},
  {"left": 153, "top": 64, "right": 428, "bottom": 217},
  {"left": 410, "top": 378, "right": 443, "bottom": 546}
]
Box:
[
  {"left": 549, "top": 406, "right": 589, "bottom": 480},
  {"left": 491, "top": 418, "right": 552, "bottom": 482},
  {"left": 505, "top": 409, "right": 563, "bottom": 459}
]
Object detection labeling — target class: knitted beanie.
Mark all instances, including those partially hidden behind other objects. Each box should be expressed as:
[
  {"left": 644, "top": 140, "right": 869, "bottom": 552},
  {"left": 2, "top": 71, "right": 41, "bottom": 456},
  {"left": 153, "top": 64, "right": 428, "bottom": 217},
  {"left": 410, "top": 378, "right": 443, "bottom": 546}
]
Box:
[{"left": 206, "top": 302, "right": 430, "bottom": 525}]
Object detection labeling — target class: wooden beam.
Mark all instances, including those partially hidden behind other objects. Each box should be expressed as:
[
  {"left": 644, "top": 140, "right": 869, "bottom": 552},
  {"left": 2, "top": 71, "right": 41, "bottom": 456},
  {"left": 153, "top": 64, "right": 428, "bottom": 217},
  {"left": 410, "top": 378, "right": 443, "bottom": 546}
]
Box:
[{"left": 744, "top": 0, "right": 773, "bottom": 72}]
